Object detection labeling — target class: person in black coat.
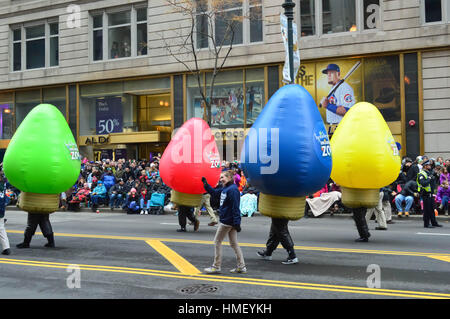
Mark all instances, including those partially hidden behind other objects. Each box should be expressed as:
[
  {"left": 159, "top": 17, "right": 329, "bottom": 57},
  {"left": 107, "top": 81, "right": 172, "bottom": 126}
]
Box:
[{"left": 202, "top": 170, "right": 246, "bottom": 274}]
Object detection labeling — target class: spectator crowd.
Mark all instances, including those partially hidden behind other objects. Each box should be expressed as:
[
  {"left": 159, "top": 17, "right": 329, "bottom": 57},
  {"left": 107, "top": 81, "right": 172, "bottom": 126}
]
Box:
[{"left": 0, "top": 154, "right": 449, "bottom": 224}]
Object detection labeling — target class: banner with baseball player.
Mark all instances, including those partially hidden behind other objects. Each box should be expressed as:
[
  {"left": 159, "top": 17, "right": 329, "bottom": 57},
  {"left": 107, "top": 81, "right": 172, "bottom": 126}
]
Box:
[{"left": 297, "top": 56, "right": 401, "bottom": 138}]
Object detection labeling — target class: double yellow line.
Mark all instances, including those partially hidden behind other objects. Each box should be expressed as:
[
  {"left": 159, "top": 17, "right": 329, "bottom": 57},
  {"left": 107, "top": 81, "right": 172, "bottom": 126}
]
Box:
[
  {"left": 0, "top": 257, "right": 449, "bottom": 299},
  {"left": 5, "top": 229, "right": 450, "bottom": 298}
]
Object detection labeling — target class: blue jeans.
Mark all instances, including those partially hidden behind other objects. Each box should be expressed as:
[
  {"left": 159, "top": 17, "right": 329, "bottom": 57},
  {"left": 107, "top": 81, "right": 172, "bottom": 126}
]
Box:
[
  {"left": 91, "top": 195, "right": 105, "bottom": 205},
  {"left": 140, "top": 199, "right": 150, "bottom": 210},
  {"left": 395, "top": 194, "right": 413, "bottom": 212},
  {"left": 441, "top": 196, "right": 449, "bottom": 210},
  {"left": 109, "top": 193, "right": 124, "bottom": 208}
]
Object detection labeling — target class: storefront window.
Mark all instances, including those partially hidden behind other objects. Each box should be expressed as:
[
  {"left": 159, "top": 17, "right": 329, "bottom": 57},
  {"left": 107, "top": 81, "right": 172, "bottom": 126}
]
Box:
[
  {"left": 245, "top": 68, "right": 264, "bottom": 126},
  {"left": 364, "top": 55, "right": 400, "bottom": 122},
  {"left": 207, "top": 70, "right": 244, "bottom": 128},
  {"left": 43, "top": 87, "right": 66, "bottom": 118},
  {"left": 80, "top": 77, "right": 170, "bottom": 136},
  {"left": 186, "top": 74, "right": 205, "bottom": 120},
  {"left": 15, "top": 89, "right": 41, "bottom": 128},
  {"left": 322, "top": 0, "right": 356, "bottom": 34},
  {"left": 0, "top": 92, "right": 14, "bottom": 140},
  {"left": 80, "top": 82, "right": 132, "bottom": 136}
]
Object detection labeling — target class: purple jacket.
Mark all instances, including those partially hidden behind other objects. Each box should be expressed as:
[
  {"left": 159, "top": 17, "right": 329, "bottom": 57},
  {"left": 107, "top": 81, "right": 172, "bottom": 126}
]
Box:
[
  {"left": 440, "top": 173, "right": 449, "bottom": 185},
  {"left": 436, "top": 187, "right": 450, "bottom": 203}
]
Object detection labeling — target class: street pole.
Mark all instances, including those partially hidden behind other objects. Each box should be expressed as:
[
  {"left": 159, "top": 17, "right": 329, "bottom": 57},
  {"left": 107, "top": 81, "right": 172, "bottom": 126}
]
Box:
[{"left": 282, "top": 0, "right": 296, "bottom": 84}]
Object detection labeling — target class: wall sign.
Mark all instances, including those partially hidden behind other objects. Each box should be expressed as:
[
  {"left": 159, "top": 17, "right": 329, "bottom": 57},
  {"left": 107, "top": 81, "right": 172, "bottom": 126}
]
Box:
[{"left": 96, "top": 97, "right": 123, "bottom": 134}]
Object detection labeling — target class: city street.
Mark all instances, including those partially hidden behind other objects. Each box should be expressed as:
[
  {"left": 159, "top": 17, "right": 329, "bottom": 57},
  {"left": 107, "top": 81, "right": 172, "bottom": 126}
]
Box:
[{"left": 1, "top": 209, "right": 449, "bottom": 300}]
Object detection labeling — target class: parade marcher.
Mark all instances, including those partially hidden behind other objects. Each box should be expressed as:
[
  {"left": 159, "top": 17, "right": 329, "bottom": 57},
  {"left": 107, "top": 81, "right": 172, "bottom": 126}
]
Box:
[
  {"left": 257, "top": 218, "right": 298, "bottom": 264},
  {"left": 417, "top": 160, "right": 443, "bottom": 228},
  {"left": 353, "top": 207, "right": 371, "bottom": 242},
  {"left": 202, "top": 171, "right": 246, "bottom": 274},
  {"left": 365, "top": 189, "right": 388, "bottom": 230},
  {"left": 16, "top": 207, "right": 55, "bottom": 248},
  {"left": 176, "top": 205, "right": 199, "bottom": 232},
  {"left": 0, "top": 175, "right": 11, "bottom": 255},
  {"left": 194, "top": 193, "right": 218, "bottom": 226}
]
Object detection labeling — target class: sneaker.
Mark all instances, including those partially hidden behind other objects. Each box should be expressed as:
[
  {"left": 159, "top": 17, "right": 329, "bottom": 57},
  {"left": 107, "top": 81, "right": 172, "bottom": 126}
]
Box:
[
  {"left": 386, "top": 220, "right": 395, "bottom": 224},
  {"left": 176, "top": 228, "right": 186, "bottom": 232},
  {"left": 1, "top": 248, "right": 11, "bottom": 255},
  {"left": 194, "top": 219, "right": 200, "bottom": 231},
  {"left": 432, "top": 224, "right": 443, "bottom": 227},
  {"left": 375, "top": 227, "right": 388, "bottom": 230},
  {"left": 140, "top": 210, "right": 144, "bottom": 215},
  {"left": 204, "top": 267, "right": 221, "bottom": 274},
  {"left": 397, "top": 212, "right": 402, "bottom": 218},
  {"left": 405, "top": 212, "right": 410, "bottom": 217},
  {"left": 230, "top": 267, "right": 247, "bottom": 274},
  {"left": 145, "top": 210, "right": 149, "bottom": 215},
  {"left": 282, "top": 257, "right": 298, "bottom": 265},
  {"left": 256, "top": 251, "right": 272, "bottom": 261},
  {"left": 208, "top": 221, "right": 218, "bottom": 226}
]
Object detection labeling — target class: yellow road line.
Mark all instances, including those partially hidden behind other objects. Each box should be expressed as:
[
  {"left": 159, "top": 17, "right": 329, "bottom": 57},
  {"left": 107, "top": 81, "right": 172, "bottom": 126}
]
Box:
[
  {"left": 7, "top": 229, "right": 450, "bottom": 259},
  {"left": 145, "top": 240, "right": 201, "bottom": 275},
  {"left": 427, "top": 256, "right": 450, "bottom": 263},
  {"left": 0, "top": 258, "right": 448, "bottom": 299}
]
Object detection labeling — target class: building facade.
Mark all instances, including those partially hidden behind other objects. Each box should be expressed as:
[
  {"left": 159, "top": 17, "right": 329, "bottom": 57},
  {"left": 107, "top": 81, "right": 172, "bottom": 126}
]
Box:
[{"left": 0, "top": 0, "right": 448, "bottom": 161}]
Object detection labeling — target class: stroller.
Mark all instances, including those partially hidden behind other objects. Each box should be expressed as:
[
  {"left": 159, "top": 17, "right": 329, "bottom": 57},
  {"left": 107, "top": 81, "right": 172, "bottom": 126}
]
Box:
[{"left": 148, "top": 192, "right": 166, "bottom": 215}]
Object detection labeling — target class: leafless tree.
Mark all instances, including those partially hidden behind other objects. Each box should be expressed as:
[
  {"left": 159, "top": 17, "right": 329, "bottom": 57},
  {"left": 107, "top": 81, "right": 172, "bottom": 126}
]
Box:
[{"left": 162, "top": 0, "right": 252, "bottom": 125}]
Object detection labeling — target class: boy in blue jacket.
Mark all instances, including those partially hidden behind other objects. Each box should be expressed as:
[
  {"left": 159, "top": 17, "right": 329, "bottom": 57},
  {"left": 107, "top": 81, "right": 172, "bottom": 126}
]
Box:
[{"left": 202, "top": 170, "right": 246, "bottom": 274}]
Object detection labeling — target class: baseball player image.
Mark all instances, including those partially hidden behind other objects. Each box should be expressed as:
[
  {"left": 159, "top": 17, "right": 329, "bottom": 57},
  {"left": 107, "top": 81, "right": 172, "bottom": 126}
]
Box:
[{"left": 320, "top": 63, "right": 356, "bottom": 125}]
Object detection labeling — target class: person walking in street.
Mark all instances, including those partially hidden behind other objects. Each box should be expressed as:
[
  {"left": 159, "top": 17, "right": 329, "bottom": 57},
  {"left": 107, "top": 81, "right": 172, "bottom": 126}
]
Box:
[
  {"left": 202, "top": 171, "right": 246, "bottom": 274},
  {"left": 365, "top": 189, "right": 388, "bottom": 230},
  {"left": 0, "top": 174, "right": 11, "bottom": 255},
  {"left": 257, "top": 217, "right": 298, "bottom": 264},
  {"left": 194, "top": 193, "right": 218, "bottom": 226},
  {"left": 176, "top": 205, "right": 199, "bottom": 232},
  {"left": 16, "top": 213, "right": 55, "bottom": 248},
  {"left": 417, "top": 160, "right": 443, "bottom": 228}
]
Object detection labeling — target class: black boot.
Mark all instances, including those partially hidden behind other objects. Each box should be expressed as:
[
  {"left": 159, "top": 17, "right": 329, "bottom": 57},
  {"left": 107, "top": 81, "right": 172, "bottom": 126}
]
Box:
[
  {"left": 44, "top": 233, "right": 55, "bottom": 248},
  {"left": 16, "top": 234, "right": 32, "bottom": 248},
  {"left": 353, "top": 208, "right": 371, "bottom": 242}
]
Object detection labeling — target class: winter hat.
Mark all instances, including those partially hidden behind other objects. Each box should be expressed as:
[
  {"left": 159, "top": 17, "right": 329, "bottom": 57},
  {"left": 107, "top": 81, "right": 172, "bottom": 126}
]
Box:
[{"left": 131, "top": 188, "right": 137, "bottom": 193}]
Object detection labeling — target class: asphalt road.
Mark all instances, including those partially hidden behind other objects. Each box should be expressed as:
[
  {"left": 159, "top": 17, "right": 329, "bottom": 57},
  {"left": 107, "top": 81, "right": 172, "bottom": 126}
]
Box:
[{"left": 0, "top": 209, "right": 449, "bottom": 300}]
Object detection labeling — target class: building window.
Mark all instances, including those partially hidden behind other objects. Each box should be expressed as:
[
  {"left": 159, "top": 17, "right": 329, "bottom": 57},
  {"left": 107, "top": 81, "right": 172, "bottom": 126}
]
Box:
[
  {"left": 424, "top": 0, "right": 443, "bottom": 23},
  {"left": 195, "top": 0, "right": 263, "bottom": 48},
  {"left": 12, "top": 21, "right": 59, "bottom": 71},
  {"left": 91, "top": 5, "right": 147, "bottom": 61},
  {"left": 0, "top": 92, "right": 14, "bottom": 140},
  {"left": 300, "top": 0, "right": 380, "bottom": 37},
  {"left": 300, "top": 0, "right": 316, "bottom": 36},
  {"left": 322, "top": 0, "right": 356, "bottom": 34}
]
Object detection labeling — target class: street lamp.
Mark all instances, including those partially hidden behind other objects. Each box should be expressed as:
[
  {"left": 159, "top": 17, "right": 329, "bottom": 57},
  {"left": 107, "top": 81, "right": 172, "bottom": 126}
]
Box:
[{"left": 282, "top": 0, "right": 296, "bottom": 84}]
